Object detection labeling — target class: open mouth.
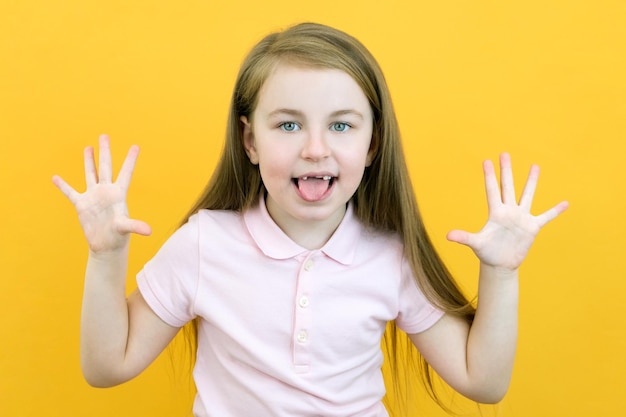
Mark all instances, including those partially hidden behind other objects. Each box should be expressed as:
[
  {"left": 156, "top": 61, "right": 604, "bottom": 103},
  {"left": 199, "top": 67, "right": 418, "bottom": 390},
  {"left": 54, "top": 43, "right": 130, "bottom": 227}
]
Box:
[{"left": 292, "top": 175, "right": 336, "bottom": 201}]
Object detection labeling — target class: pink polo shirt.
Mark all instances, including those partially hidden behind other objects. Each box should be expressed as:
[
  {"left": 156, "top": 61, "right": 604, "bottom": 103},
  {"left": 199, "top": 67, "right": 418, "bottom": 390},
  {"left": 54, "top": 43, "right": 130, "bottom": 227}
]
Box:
[{"left": 137, "top": 197, "right": 444, "bottom": 417}]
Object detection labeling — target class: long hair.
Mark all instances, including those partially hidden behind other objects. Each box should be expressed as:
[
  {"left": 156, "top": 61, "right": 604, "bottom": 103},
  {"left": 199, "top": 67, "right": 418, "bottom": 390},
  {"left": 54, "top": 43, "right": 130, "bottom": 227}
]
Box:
[{"left": 180, "top": 22, "right": 475, "bottom": 413}]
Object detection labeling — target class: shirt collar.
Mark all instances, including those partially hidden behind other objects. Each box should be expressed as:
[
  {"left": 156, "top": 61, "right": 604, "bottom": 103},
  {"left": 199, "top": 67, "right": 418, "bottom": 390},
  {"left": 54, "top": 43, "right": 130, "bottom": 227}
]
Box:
[{"left": 243, "top": 193, "right": 361, "bottom": 265}]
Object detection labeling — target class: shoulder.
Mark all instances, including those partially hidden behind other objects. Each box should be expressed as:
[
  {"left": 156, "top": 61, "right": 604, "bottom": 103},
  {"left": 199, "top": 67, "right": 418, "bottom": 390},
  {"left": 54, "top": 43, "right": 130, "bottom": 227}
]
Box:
[
  {"left": 190, "top": 209, "right": 245, "bottom": 234},
  {"left": 193, "top": 208, "right": 242, "bottom": 223},
  {"left": 363, "top": 225, "right": 402, "bottom": 246},
  {"left": 191, "top": 209, "right": 252, "bottom": 251},
  {"left": 359, "top": 224, "right": 404, "bottom": 256},
  {"left": 341, "top": 205, "right": 404, "bottom": 253},
  {"left": 155, "top": 209, "right": 243, "bottom": 256}
]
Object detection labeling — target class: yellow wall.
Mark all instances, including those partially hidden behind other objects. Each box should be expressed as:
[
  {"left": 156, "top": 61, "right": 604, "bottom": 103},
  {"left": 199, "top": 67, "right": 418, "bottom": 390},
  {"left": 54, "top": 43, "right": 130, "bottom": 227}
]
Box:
[{"left": 1, "top": 1, "right": 624, "bottom": 416}]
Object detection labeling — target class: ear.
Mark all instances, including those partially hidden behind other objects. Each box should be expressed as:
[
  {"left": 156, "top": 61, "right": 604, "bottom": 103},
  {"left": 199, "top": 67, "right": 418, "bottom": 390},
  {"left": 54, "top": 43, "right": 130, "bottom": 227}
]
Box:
[{"left": 241, "top": 116, "right": 259, "bottom": 165}]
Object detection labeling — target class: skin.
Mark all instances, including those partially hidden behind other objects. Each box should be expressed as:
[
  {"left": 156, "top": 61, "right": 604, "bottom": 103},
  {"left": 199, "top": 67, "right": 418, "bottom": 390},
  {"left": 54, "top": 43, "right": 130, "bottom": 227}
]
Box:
[
  {"left": 241, "top": 64, "right": 375, "bottom": 250},
  {"left": 52, "top": 67, "right": 568, "bottom": 402},
  {"left": 412, "top": 154, "right": 568, "bottom": 402},
  {"left": 53, "top": 138, "right": 177, "bottom": 386}
]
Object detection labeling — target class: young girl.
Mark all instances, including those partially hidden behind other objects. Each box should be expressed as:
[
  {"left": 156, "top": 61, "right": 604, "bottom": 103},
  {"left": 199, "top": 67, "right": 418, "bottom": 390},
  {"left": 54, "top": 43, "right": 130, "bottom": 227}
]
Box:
[{"left": 52, "top": 22, "right": 568, "bottom": 416}]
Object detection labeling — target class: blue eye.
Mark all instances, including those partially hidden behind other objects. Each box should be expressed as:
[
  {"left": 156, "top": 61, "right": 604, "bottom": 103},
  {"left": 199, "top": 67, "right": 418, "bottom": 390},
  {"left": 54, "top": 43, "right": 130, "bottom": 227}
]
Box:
[
  {"left": 280, "top": 122, "right": 300, "bottom": 132},
  {"left": 331, "top": 122, "right": 350, "bottom": 132}
]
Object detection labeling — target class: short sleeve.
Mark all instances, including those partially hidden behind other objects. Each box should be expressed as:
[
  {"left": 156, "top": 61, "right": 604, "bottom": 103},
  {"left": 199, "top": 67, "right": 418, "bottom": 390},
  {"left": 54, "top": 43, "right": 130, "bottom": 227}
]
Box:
[
  {"left": 395, "top": 256, "right": 445, "bottom": 334},
  {"left": 136, "top": 215, "right": 200, "bottom": 328}
]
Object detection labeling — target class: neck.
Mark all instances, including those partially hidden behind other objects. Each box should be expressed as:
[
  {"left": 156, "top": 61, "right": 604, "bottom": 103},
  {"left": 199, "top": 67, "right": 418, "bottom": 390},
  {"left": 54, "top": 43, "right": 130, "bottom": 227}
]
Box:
[{"left": 265, "top": 199, "right": 346, "bottom": 250}]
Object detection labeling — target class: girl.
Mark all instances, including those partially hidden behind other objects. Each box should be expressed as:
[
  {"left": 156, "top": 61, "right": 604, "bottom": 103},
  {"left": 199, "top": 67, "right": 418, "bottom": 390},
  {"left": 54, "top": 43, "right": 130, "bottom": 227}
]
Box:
[{"left": 52, "top": 22, "right": 568, "bottom": 416}]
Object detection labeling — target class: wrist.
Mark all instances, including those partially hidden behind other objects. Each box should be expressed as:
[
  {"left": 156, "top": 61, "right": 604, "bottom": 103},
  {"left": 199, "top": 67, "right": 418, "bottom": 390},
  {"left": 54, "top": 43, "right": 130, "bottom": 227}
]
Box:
[
  {"left": 88, "top": 245, "right": 129, "bottom": 264},
  {"left": 479, "top": 262, "right": 519, "bottom": 281}
]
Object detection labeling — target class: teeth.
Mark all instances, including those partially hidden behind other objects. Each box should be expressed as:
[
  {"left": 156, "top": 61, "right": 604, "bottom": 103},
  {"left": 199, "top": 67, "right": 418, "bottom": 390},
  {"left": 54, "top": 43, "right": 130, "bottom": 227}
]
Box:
[{"left": 300, "top": 175, "right": 333, "bottom": 181}]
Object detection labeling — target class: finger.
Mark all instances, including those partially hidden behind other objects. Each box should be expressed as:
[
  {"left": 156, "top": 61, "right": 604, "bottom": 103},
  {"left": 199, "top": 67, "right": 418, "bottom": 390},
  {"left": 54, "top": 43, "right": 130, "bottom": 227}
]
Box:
[
  {"left": 519, "top": 164, "right": 540, "bottom": 211},
  {"left": 84, "top": 146, "right": 97, "bottom": 188},
  {"left": 116, "top": 217, "right": 152, "bottom": 237},
  {"left": 483, "top": 159, "right": 501, "bottom": 209},
  {"left": 499, "top": 153, "right": 516, "bottom": 204},
  {"left": 52, "top": 175, "right": 80, "bottom": 204},
  {"left": 446, "top": 229, "right": 475, "bottom": 247},
  {"left": 535, "top": 200, "right": 569, "bottom": 227},
  {"left": 98, "top": 134, "right": 113, "bottom": 184},
  {"left": 116, "top": 145, "right": 140, "bottom": 189}
]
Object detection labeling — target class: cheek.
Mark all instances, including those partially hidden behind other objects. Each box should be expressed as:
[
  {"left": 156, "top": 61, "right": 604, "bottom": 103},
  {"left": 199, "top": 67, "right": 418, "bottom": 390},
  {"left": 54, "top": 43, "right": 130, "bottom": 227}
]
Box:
[
  {"left": 339, "top": 139, "right": 373, "bottom": 167},
  {"left": 257, "top": 154, "right": 289, "bottom": 185}
]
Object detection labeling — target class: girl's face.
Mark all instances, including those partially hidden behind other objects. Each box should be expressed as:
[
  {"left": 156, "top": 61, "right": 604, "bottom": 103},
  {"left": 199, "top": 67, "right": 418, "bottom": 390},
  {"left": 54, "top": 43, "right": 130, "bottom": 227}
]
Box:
[{"left": 242, "top": 63, "right": 374, "bottom": 247}]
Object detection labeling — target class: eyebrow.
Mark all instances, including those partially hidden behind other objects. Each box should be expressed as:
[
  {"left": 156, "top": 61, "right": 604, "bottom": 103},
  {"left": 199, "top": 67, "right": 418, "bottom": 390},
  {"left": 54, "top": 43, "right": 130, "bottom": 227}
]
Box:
[{"left": 267, "top": 108, "right": 365, "bottom": 120}]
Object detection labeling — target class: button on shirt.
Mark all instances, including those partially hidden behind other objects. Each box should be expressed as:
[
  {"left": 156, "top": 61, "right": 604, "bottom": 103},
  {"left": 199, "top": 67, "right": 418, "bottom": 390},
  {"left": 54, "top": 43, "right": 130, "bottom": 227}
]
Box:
[{"left": 137, "top": 195, "right": 444, "bottom": 417}]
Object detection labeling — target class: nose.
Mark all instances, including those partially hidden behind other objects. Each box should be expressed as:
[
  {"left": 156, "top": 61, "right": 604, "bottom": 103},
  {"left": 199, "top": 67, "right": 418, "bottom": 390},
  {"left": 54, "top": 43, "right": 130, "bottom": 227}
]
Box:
[{"left": 300, "top": 129, "right": 331, "bottom": 161}]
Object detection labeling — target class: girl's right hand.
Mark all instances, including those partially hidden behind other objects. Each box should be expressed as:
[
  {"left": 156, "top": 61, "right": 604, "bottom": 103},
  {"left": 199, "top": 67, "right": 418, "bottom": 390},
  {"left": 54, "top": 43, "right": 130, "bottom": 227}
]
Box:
[{"left": 53, "top": 135, "right": 151, "bottom": 255}]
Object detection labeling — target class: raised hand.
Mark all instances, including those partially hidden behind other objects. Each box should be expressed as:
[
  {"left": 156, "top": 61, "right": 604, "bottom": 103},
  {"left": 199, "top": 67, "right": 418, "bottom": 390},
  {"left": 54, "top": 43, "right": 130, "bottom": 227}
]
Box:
[
  {"left": 446, "top": 153, "right": 568, "bottom": 271},
  {"left": 52, "top": 135, "right": 151, "bottom": 254}
]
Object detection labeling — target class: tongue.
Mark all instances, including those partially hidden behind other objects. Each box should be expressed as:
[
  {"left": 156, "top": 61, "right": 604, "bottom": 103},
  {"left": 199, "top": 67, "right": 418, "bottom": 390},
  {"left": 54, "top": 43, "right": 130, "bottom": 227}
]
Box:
[{"left": 298, "top": 178, "right": 330, "bottom": 201}]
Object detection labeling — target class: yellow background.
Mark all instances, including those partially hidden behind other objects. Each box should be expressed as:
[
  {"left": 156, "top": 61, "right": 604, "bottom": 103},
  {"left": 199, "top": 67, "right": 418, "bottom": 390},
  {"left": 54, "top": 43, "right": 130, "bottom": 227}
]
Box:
[{"left": 1, "top": 1, "right": 624, "bottom": 416}]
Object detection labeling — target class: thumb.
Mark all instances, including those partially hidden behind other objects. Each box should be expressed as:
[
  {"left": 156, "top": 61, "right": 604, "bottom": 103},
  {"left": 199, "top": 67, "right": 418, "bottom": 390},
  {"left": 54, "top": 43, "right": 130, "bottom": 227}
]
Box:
[
  {"left": 446, "top": 229, "right": 473, "bottom": 246},
  {"left": 116, "top": 218, "right": 152, "bottom": 237}
]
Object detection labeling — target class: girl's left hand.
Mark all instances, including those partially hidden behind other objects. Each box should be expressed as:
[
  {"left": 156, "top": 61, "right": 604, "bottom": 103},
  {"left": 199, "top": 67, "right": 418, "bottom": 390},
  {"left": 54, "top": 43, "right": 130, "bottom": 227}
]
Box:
[{"left": 446, "top": 153, "right": 568, "bottom": 271}]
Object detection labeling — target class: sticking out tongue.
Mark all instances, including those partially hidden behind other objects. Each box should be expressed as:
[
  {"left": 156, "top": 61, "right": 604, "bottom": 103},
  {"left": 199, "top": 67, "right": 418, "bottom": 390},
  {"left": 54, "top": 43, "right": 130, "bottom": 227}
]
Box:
[{"left": 297, "top": 176, "right": 332, "bottom": 201}]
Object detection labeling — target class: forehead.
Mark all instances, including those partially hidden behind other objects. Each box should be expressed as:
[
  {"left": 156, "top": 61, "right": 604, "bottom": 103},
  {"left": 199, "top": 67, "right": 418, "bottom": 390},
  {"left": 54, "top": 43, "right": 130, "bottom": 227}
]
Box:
[{"left": 254, "top": 63, "right": 371, "bottom": 116}]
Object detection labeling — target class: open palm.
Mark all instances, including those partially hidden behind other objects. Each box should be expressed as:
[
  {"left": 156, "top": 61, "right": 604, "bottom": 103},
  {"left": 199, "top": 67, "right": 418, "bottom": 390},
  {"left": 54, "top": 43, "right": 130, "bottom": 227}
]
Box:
[
  {"left": 52, "top": 135, "right": 151, "bottom": 254},
  {"left": 447, "top": 153, "right": 568, "bottom": 271}
]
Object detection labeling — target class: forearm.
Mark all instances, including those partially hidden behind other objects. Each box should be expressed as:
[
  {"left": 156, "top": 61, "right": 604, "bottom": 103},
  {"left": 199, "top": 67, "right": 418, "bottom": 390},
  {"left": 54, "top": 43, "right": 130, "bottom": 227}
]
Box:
[
  {"left": 429, "top": 154, "right": 566, "bottom": 403},
  {"left": 80, "top": 248, "right": 133, "bottom": 387},
  {"left": 55, "top": 137, "right": 164, "bottom": 386},
  {"left": 466, "top": 263, "right": 519, "bottom": 402}
]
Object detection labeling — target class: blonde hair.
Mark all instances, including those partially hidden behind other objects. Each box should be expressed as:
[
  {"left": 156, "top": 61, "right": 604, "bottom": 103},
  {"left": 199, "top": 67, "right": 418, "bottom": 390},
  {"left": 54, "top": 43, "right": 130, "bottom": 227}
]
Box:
[{"left": 181, "top": 22, "right": 475, "bottom": 413}]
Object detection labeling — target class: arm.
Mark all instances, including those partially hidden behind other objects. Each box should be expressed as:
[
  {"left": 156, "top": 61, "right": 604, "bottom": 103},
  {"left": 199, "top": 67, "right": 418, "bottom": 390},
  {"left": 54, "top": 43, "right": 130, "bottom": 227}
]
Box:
[
  {"left": 53, "top": 135, "right": 179, "bottom": 387},
  {"left": 410, "top": 153, "right": 568, "bottom": 403}
]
